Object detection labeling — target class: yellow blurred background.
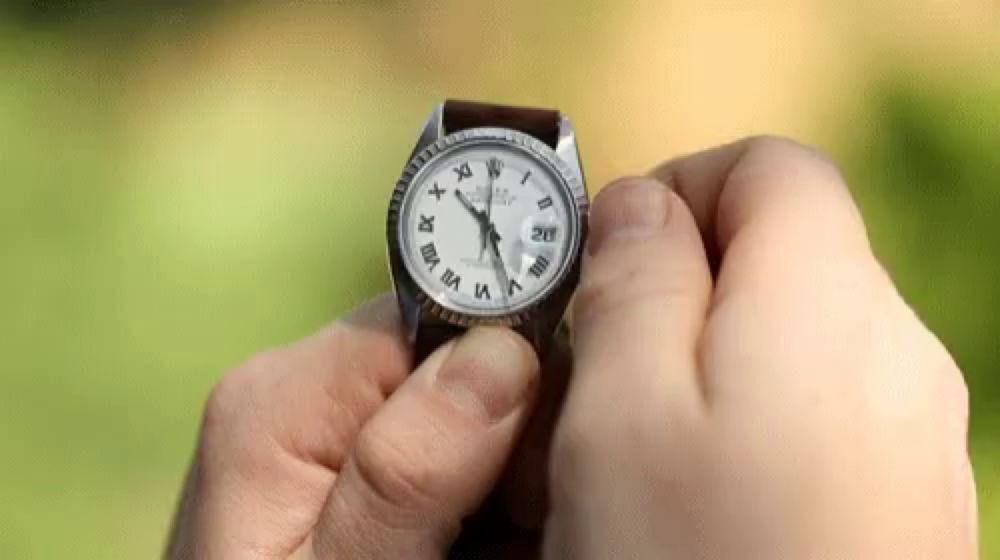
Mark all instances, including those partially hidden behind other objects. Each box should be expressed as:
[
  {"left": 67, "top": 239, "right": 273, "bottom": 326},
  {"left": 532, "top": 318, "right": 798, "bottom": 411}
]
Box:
[{"left": 1, "top": 1, "right": 997, "bottom": 557}]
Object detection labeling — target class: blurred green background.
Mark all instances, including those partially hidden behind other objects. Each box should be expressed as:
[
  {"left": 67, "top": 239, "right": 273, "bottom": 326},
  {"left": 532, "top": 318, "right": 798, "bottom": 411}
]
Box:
[{"left": 1, "top": 1, "right": 997, "bottom": 557}]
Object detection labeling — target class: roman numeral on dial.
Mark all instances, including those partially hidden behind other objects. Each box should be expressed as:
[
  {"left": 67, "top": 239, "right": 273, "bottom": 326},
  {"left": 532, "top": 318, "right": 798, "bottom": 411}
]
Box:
[
  {"left": 420, "top": 242, "right": 440, "bottom": 272},
  {"left": 453, "top": 162, "right": 472, "bottom": 182},
  {"left": 428, "top": 182, "right": 445, "bottom": 201},
  {"left": 441, "top": 268, "right": 461, "bottom": 291},
  {"left": 529, "top": 255, "right": 551, "bottom": 278},
  {"left": 418, "top": 214, "right": 435, "bottom": 233},
  {"left": 474, "top": 282, "right": 491, "bottom": 300},
  {"left": 508, "top": 278, "right": 523, "bottom": 296}
]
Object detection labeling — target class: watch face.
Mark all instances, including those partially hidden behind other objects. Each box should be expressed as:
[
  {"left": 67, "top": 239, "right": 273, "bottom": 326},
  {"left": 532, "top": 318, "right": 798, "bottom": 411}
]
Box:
[{"left": 396, "top": 129, "right": 583, "bottom": 319}]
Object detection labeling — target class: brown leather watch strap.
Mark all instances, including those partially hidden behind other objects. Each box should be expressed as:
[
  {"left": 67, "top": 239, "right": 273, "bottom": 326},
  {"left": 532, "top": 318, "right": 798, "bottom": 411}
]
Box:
[{"left": 442, "top": 99, "right": 561, "bottom": 148}]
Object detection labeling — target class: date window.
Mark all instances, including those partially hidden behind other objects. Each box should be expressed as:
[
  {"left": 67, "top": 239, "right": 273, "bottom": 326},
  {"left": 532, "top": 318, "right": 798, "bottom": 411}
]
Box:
[
  {"left": 521, "top": 216, "right": 560, "bottom": 246},
  {"left": 530, "top": 225, "right": 558, "bottom": 243}
]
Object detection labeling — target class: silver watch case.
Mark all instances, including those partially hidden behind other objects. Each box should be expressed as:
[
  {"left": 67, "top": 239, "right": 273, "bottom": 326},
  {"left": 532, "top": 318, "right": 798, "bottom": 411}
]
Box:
[{"left": 386, "top": 103, "right": 589, "bottom": 349}]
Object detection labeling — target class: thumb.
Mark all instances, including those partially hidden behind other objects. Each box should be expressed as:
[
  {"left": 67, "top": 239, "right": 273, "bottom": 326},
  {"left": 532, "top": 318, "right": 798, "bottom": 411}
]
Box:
[
  {"left": 545, "top": 176, "right": 713, "bottom": 557},
  {"left": 557, "top": 175, "right": 713, "bottom": 466},
  {"left": 573, "top": 176, "right": 712, "bottom": 411},
  {"left": 305, "top": 327, "right": 540, "bottom": 560}
]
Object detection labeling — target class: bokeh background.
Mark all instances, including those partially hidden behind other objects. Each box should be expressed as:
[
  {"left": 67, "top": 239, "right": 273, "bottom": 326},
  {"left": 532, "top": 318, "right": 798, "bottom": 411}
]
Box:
[{"left": 1, "top": 1, "right": 997, "bottom": 557}]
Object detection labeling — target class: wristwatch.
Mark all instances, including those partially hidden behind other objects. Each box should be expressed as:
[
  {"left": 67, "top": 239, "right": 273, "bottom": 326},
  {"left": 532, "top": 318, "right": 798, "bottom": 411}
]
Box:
[{"left": 387, "top": 100, "right": 589, "bottom": 364}]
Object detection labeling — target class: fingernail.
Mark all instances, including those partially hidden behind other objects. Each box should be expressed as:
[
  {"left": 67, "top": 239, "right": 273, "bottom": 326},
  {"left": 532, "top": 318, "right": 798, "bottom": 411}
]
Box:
[
  {"left": 435, "top": 328, "right": 539, "bottom": 423},
  {"left": 588, "top": 177, "right": 671, "bottom": 255}
]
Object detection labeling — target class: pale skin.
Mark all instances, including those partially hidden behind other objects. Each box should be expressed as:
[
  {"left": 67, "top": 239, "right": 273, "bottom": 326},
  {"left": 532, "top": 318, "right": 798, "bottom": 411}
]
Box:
[{"left": 165, "top": 136, "right": 977, "bottom": 559}]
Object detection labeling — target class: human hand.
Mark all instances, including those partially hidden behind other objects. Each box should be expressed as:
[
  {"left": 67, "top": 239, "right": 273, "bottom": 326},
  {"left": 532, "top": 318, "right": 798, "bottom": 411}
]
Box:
[
  {"left": 544, "top": 137, "right": 977, "bottom": 559},
  {"left": 164, "top": 296, "right": 562, "bottom": 559}
]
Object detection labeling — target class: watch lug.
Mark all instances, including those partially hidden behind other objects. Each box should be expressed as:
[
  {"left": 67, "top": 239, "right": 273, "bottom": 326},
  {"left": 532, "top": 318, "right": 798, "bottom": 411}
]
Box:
[
  {"left": 387, "top": 242, "right": 421, "bottom": 344},
  {"left": 394, "top": 102, "right": 445, "bottom": 344},
  {"left": 406, "top": 102, "right": 445, "bottom": 162},
  {"left": 391, "top": 274, "right": 421, "bottom": 345},
  {"left": 555, "top": 116, "right": 584, "bottom": 182}
]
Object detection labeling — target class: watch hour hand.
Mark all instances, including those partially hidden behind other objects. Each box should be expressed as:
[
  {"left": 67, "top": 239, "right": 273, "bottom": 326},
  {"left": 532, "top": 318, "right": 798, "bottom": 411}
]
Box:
[
  {"left": 454, "top": 189, "right": 502, "bottom": 240},
  {"left": 454, "top": 189, "right": 478, "bottom": 216}
]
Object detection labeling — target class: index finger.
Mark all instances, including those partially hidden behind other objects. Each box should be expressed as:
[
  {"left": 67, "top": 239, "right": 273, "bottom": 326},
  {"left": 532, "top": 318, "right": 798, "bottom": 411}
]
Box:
[
  {"left": 649, "top": 136, "right": 895, "bottom": 411},
  {"left": 202, "top": 293, "right": 411, "bottom": 470},
  {"left": 168, "top": 294, "right": 412, "bottom": 558},
  {"left": 650, "top": 135, "right": 875, "bottom": 300}
]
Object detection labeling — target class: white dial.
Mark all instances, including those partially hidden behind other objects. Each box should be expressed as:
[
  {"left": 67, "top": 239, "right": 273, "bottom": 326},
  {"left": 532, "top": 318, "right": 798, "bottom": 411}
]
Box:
[{"left": 399, "top": 141, "right": 578, "bottom": 316}]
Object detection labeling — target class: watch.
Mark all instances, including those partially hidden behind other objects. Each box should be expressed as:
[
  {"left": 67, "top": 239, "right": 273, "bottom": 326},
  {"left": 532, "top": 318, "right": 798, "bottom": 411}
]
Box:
[{"left": 387, "top": 100, "right": 589, "bottom": 364}]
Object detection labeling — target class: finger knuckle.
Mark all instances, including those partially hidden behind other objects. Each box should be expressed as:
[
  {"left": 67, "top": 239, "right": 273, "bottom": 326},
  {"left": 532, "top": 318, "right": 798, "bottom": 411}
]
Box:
[
  {"left": 203, "top": 350, "right": 279, "bottom": 433},
  {"left": 930, "top": 345, "right": 970, "bottom": 425},
  {"left": 745, "top": 134, "right": 836, "bottom": 168},
  {"left": 351, "top": 425, "right": 438, "bottom": 511},
  {"left": 722, "top": 135, "right": 864, "bottom": 247},
  {"left": 741, "top": 134, "right": 846, "bottom": 189},
  {"left": 948, "top": 370, "right": 971, "bottom": 425},
  {"left": 897, "top": 304, "right": 970, "bottom": 421},
  {"left": 575, "top": 268, "right": 643, "bottom": 323},
  {"left": 576, "top": 245, "right": 702, "bottom": 321},
  {"left": 744, "top": 134, "right": 808, "bottom": 155},
  {"left": 574, "top": 266, "right": 622, "bottom": 320}
]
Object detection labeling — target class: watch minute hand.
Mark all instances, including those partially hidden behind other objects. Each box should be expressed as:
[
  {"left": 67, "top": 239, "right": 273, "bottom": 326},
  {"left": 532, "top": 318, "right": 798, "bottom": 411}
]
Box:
[
  {"left": 481, "top": 164, "right": 497, "bottom": 260},
  {"left": 487, "top": 224, "right": 510, "bottom": 308}
]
